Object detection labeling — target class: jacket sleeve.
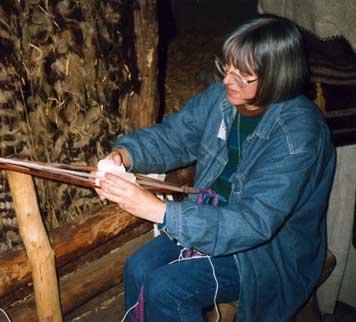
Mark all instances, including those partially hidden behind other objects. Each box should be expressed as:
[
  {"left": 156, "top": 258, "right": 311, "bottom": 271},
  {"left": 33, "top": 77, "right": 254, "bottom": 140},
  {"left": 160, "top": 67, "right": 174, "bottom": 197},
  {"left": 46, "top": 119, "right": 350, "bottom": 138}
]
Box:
[
  {"left": 163, "top": 126, "right": 335, "bottom": 256},
  {"left": 114, "top": 83, "right": 221, "bottom": 174}
]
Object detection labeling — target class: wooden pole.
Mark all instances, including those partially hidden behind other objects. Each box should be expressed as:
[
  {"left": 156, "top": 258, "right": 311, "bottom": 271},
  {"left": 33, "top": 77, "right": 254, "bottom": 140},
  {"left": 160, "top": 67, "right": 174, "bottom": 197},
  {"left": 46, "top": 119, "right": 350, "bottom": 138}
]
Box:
[
  {"left": 6, "top": 171, "right": 63, "bottom": 322},
  {"left": 126, "top": 0, "right": 159, "bottom": 129}
]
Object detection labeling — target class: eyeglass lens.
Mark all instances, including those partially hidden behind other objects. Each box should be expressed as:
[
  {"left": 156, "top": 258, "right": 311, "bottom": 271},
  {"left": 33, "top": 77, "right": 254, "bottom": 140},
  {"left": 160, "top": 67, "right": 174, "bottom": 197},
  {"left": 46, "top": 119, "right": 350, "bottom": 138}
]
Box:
[{"left": 215, "top": 58, "right": 249, "bottom": 88}]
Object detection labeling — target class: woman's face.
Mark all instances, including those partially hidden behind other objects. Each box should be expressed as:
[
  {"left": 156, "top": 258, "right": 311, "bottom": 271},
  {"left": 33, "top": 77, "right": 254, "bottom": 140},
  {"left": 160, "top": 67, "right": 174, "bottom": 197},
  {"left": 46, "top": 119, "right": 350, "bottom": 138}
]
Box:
[{"left": 223, "top": 65, "right": 259, "bottom": 109}]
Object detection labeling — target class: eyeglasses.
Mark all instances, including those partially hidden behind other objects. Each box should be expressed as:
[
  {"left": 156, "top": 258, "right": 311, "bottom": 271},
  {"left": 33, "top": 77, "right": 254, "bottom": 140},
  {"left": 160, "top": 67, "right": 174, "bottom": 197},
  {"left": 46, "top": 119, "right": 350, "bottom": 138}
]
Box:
[{"left": 215, "top": 58, "right": 258, "bottom": 88}]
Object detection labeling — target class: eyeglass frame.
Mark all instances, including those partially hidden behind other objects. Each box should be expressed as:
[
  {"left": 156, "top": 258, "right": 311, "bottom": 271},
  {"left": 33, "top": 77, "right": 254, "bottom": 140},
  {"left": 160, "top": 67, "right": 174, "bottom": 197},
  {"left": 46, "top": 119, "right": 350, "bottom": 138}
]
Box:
[{"left": 215, "top": 58, "right": 259, "bottom": 89}]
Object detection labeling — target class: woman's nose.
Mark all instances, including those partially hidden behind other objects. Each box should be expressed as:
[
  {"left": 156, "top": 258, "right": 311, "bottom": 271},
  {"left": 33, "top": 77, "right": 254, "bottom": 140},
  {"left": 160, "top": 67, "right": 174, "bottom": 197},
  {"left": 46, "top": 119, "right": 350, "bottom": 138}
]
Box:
[
  {"left": 223, "top": 72, "right": 237, "bottom": 86},
  {"left": 223, "top": 72, "right": 231, "bottom": 85}
]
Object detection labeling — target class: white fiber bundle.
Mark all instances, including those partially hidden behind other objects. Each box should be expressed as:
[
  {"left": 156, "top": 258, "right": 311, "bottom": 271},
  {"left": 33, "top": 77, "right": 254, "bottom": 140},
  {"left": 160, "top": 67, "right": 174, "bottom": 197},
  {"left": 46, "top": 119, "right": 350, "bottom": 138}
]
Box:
[{"left": 95, "top": 159, "right": 136, "bottom": 185}]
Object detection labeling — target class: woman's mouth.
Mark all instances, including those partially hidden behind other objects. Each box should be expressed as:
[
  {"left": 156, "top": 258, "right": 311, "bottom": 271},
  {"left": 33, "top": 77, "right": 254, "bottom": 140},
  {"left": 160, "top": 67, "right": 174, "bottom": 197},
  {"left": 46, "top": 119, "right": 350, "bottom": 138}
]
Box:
[{"left": 226, "top": 87, "right": 240, "bottom": 96}]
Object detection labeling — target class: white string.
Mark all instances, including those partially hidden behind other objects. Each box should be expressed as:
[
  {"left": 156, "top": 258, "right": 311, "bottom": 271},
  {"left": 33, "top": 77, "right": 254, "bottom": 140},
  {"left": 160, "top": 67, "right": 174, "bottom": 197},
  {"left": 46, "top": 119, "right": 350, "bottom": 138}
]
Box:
[
  {"left": 169, "top": 250, "right": 221, "bottom": 322},
  {"left": 207, "top": 256, "right": 220, "bottom": 322},
  {"left": 0, "top": 308, "right": 12, "bottom": 322},
  {"left": 120, "top": 250, "right": 221, "bottom": 322},
  {"left": 120, "top": 301, "right": 139, "bottom": 322},
  {"left": 168, "top": 254, "right": 212, "bottom": 265}
]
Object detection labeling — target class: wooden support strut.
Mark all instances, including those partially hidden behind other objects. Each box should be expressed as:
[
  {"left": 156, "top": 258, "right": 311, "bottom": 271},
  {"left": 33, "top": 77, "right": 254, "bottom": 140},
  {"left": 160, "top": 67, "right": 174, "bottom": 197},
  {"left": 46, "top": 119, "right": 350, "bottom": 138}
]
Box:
[{"left": 6, "top": 171, "right": 63, "bottom": 322}]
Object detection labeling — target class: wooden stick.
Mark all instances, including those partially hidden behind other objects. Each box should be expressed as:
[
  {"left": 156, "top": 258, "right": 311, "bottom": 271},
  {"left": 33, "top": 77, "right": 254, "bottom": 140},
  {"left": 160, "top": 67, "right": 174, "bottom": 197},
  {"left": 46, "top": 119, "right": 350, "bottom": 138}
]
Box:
[
  {"left": 0, "top": 157, "right": 200, "bottom": 193},
  {"left": 0, "top": 163, "right": 98, "bottom": 189},
  {"left": 6, "top": 171, "right": 63, "bottom": 322}
]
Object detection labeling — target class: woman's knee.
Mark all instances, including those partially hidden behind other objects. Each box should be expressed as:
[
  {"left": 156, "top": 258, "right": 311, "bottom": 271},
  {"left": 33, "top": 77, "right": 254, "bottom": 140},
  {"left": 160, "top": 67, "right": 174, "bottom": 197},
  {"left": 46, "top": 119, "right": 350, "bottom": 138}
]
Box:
[
  {"left": 125, "top": 235, "right": 180, "bottom": 286},
  {"left": 143, "top": 273, "right": 178, "bottom": 316},
  {"left": 144, "top": 271, "right": 176, "bottom": 304},
  {"left": 143, "top": 272, "right": 205, "bottom": 322}
]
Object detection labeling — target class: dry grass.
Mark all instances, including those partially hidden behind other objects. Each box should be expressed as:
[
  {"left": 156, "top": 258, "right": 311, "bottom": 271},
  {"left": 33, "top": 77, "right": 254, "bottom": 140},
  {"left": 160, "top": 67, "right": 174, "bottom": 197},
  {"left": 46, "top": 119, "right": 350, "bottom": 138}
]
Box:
[{"left": 164, "top": 27, "right": 225, "bottom": 115}]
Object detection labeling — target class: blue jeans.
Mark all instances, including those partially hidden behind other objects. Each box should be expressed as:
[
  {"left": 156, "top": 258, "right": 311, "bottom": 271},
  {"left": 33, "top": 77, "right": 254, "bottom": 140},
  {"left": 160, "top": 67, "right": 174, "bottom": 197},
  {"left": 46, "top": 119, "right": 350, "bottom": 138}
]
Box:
[{"left": 124, "top": 234, "right": 240, "bottom": 322}]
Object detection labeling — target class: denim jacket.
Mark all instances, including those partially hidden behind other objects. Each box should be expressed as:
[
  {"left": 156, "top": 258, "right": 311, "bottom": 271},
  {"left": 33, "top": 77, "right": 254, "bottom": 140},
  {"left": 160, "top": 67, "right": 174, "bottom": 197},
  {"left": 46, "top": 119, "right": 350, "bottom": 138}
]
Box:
[{"left": 115, "top": 83, "right": 336, "bottom": 322}]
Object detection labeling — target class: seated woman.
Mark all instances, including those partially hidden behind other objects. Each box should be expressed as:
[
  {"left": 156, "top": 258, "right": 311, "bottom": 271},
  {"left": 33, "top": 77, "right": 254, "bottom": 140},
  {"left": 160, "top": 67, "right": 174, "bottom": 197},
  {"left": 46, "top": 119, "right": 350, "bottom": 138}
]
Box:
[{"left": 96, "top": 15, "right": 336, "bottom": 322}]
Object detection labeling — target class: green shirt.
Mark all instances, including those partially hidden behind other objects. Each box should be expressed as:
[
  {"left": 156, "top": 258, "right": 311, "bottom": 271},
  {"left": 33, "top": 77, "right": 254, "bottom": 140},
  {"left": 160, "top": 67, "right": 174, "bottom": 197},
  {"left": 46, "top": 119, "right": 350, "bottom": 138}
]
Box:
[{"left": 210, "top": 112, "right": 261, "bottom": 206}]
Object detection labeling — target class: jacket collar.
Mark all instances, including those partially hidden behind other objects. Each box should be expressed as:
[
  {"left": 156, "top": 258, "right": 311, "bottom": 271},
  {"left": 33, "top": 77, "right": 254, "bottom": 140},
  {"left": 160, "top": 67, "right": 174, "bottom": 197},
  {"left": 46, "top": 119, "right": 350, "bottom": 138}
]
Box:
[
  {"left": 218, "top": 85, "right": 304, "bottom": 141},
  {"left": 255, "top": 96, "right": 306, "bottom": 139},
  {"left": 254, "top": 103, "right": 282, "bottom": 140},
  {"left": 220, "top": 96, "right": 281, "bottom": 140}
]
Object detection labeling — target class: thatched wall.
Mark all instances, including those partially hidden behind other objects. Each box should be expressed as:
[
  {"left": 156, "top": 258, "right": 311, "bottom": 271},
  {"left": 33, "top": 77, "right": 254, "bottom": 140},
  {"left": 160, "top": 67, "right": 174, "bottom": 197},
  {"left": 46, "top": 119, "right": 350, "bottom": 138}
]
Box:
[{"left": 0, "top": 0, "right": 141, "bottom": 251}]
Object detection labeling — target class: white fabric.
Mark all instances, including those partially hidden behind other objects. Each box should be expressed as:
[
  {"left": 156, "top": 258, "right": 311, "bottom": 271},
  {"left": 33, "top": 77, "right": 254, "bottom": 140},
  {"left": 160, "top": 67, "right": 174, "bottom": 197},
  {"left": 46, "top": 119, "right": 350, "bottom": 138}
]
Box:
[
  {"left": 258, "top": 0, "right": 356, "bottom": 50},
  {"left": 96, "top": 159, "right": 136, "bottom": 185},
  {"left": 317, "top": 144, "right": 356, "bottom": 313}
]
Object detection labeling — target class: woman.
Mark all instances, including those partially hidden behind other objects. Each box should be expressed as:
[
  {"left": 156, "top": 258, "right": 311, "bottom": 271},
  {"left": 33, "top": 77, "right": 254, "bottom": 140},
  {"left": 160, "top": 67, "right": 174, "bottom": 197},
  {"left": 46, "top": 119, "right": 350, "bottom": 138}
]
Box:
[{"left": 97, "top": 15, "right": 335, "bottom": 322}]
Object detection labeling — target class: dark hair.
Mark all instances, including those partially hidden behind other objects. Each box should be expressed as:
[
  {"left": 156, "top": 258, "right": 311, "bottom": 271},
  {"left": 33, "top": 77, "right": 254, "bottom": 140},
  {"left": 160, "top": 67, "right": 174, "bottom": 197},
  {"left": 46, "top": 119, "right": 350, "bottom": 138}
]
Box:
[{"left": 221, "top": 15, "right": 309, "bottom": 107}]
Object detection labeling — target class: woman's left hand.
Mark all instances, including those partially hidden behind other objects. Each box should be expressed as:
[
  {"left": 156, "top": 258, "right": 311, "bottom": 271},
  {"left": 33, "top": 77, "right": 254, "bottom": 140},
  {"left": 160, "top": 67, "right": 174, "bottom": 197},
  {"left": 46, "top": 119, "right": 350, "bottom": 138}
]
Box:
[{"left": 98, "top": 173, "right": 166, "bottom": 223}]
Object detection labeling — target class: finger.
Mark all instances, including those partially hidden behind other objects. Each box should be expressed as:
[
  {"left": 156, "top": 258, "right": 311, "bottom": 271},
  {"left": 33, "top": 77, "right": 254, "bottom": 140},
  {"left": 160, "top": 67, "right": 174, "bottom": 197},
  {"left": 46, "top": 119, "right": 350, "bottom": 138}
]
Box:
[
  {"left": 105, "top": 173, "right": 136, "bottom": 189},
  {"left": 105, "top": 150, "right": 122, "bottom": 165},
  {"left": 95, "top": 188, "right": 106, "bottom": 201},
  {"left": 100, "top": 178, "right": 130, "bottom": 199},
  {"left": 101, "top": 176, "right": 126, "bottom": 191},
  {"left": 112, "top": 152, "right": 122, "bottom": 166},
  {"left": 99, "top": 189, "right": 124, "bottom": 205},
  {"left": 105, "top": 154, "right": 113, "bottom": 160}
]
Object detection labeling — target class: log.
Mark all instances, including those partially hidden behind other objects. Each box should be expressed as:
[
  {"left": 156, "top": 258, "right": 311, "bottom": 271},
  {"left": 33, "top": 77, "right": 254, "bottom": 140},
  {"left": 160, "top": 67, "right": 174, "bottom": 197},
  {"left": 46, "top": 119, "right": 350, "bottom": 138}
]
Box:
[
  {"left": 126, "top": 0, "right": 159, "bottom": 129},
  {"left": 6, "top": 171, "right": 63, "bottom": 322},
  {"left": 6, "top": 231, "right": 153, "bottom": 322},
  {"left": 0, "top": 221, "right": 152, "bottom": 308},
  {"left": 0, "top": 165, "right": 192, "bottom": 307},
  {"left": 57, "top": 220, "right": 152, "bottom": 277},
  {"left": 0, "top": 204, "right": 148, "bottom": 301}
]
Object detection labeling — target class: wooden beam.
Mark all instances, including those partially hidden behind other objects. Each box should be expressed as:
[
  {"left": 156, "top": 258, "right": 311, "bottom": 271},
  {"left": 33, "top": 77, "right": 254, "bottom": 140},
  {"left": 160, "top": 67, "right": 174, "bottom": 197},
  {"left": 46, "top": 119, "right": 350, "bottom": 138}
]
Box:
[
  {"left": 6, "top": 231, "right": 152, "bottom": 322},
  {"left": 0, "top": 166, "right": 192, "bottom": 307},
  {"left": 0, "top": 221, "right": 152, "bottom": 309},
  {"left": 0, "top": 204, "right": 147, "bottom": 300},
  {"left": 6, "top": 171, "right": 63, "bottom": 322}
]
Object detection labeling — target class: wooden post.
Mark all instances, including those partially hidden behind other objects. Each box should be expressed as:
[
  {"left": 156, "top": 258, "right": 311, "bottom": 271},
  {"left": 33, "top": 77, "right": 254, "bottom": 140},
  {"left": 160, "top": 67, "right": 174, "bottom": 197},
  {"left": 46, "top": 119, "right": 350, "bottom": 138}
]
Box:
[
  {"left": 6, "top": 171, "right": 63, "bottom": 322},
  {"left": 126, "top": 0, "right": 159, "bottom": 129}
]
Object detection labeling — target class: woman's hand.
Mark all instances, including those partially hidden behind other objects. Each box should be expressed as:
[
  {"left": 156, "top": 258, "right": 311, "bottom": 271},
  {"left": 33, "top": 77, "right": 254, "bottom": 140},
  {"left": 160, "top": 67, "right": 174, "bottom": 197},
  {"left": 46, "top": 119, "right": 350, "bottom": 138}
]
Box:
[
  {"left": 95, "top": 148, "right": 131, "bottom": 200},
  {"left": 103, "top": 147, "right": 132, "bottom": 169},
  {"left": 105, "top": 149, "right": 124, "bottom": 167},
  {"left": 99, "top": 173, "right": 166, "bottom": 223}
]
